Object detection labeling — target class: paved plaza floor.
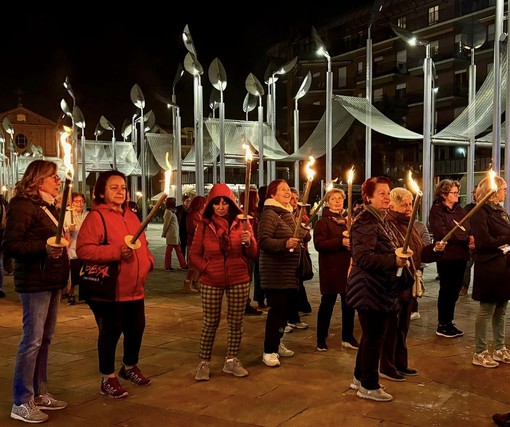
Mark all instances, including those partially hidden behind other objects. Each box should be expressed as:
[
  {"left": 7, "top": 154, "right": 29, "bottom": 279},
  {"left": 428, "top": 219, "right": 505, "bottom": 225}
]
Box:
[{"left": 0, "top": 223, "right": 509, "bottom": 426}]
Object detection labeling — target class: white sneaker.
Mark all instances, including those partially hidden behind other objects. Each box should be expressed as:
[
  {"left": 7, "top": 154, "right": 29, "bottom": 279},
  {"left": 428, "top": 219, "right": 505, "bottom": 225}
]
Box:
[
  {"left": 262, "top": 352, "right": 280, "bottom": 367},
  {"left": 410, "top": 312, "right": 421, "bottom": 320},
  {"left": 350, "top": 377, "right": 361, "bottom": 390},
  {"left": 493, "top": 347, "right": 510, "bottom": 364},
  {"left": 284, "top": 325, "right": 294, "bottom": 333},
  {"left": 356, "top": 385, "right": 393, "bottom": 402},
  {"left": 10, "top": 400, "right": 49, "bottom": 423},
  {"left": 472, "top": 350, "right": 499, "bottom": 368},
  {"left": 288, "top": 321, "right": 308, "bottom": 330},
  {"left": 278, "top": 343, "right": 295, "bottom": 357}
]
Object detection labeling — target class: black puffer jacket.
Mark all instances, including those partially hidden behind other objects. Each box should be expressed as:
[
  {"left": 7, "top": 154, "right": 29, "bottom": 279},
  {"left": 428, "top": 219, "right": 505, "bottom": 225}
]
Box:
[
  {"left": 346, "top": 206, "right": 401, "bottom": 313},
  {"left": 258, "top": 199, "right": 311, "bottom": 290},
  {"left": 2, "top": 195, "right": 69, "bottom": 292}
]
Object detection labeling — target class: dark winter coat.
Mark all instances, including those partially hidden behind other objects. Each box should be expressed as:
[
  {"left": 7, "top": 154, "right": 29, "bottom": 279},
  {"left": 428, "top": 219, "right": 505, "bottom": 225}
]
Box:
[
  {"left": 346, "top": 206, "right": 403, "bottom": 313},
  {"left": 471, "top": 203, "right": 510, "bottom": 302},
  {"left": 189, "top": 184, "right": 258, "bottom": 287},
  {"left": 313, "top": 207, "right": 351, "bottom": 295},
  {"left": 258, "top": 199, "right": 311, "bottom": 290},
  {"left": 2, "top": 195, "right": 69, "bottom": 292},
  {"left": 429, "top": 201, "right": 470, "bottom": 261}
]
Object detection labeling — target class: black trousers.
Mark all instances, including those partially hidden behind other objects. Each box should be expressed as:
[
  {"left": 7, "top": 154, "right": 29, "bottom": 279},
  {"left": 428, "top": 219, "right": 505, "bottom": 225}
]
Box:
[
  {"left": 354, "top": 309, "right": 389, "bottom": 390},
  {"left": 88, "top": 299, "right": 146, "bottom": 375},
  {"left": 316, "top": 293, "right": 355, "bottom": 343},
  {"left": 436, "top": 259, "right": 466, "bottom": 325},
  {"left": 264, "top": 289, "right": 293, "bottom": 353}
]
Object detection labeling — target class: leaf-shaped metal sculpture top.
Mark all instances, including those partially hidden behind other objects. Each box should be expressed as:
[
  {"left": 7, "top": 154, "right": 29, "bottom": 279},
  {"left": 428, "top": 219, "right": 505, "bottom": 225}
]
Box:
[
  {"left": 209, "top": 88, "right": 221, "bottom": 110},
  {"left": 294, "top": 71, "right": 312, "bottom": 101},
  {"left": 184, "top": 52, "right": 203, "bottom": 76},
  {"left": 144, "top": 110, "right": 156, "bottom": 130},
  {"left": 130, "top": 84, "right": 145, "bottom": 109},
  {"left": 461, "top": 19, "right": 486, "bottom": 49},
  {"left": 99, "top": 115, "right": 115, "bottom": 131},
  {"left": 73, "top": 106, "right": 86, "bottom": 129},
  {"left": 60, "top": 99, "right": 72, "bottom": 118},
  {"left": 182, "top": 24, "right": 197, "bottom": 57},
  {"left": 264, "top": 60, "right": 280, "bottom": 84},
  {"left": 172, "top": 63, "right": 184, "bottom": 90},
  {"left": 279, "top": 56, "right": 298, "bottom": 75},
  {"left": 242, "top": 93, "right": 257, "bottom": 113},
  {"left": 208, "top": 58, "right": 227, "bottom": 91},
  {"left": 121, "top": 119, "right": 132, "bottom": 139},
  {"left": 245, "top": 73, "right": 265, "bottom": 97},
  {"left": 2, "top": 117, "right": 13, "bottom": 135},
  {"left": 369, "top": 0, "right": 385, "bottom": 26},
  {"left": 155, "top": 93, "right": 177, "bottom": 108},
  {"left": 94, "top": 122, "right": 105, "bottom": 137}
]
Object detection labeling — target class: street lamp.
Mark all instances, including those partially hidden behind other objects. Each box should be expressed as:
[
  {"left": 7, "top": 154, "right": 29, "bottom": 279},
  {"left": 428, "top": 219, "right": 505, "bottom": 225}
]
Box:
[
  {"left": 99, "top": 115, "right": 117, "bottom": 170},
  {"left": 245, "top": 73, "right": 265, "bottom": 188},
  {"left": 130, "top": 83, "right": 147, "bottom": 220},
  {"left": 171, "top": 63, "right": 184, "bottom": 202},
  {"left": 391, "top": 23, "right": 433, "bottom": 226},
  {"left": 72, "top": 106, "right": 87, "bottom": 195},
  {"left": 264, "top": 56, "right": 298, "bottom": 182},
  {"left": 208, "top": 57, "right": 228, "bottom": 183},
  {"left": 63, "top": 76, "right": 79, "bottom": 190},
  {"left": 365, "top": 0, "right": 385, "bottom": 180},
  {"left": 182, "top": 24, "right": 205, "bottom": 196},
  {"left": 312, "top": 26, "right": 333, "bottom": 183},
  {"left": 293, "top": 71, "right": 312, "bottom": 190}
]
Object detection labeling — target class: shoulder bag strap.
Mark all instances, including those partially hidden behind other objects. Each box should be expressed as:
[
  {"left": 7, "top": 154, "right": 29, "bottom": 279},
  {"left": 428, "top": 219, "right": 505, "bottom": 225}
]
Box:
[{"left": 94, "top": 211, "right": 108, "bottom": 245}]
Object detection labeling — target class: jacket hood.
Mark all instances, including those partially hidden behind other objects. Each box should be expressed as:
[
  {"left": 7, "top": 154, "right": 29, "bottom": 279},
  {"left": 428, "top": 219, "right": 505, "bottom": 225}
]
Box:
[{"left": 205, "top": 183, "right": 242, "bottom": 214}]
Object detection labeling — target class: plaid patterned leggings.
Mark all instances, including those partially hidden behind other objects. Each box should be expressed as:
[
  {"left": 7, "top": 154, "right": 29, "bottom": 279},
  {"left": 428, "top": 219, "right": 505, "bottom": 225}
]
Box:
[{"left": 198, "top": 282, "right": 250, "bottom": 360}]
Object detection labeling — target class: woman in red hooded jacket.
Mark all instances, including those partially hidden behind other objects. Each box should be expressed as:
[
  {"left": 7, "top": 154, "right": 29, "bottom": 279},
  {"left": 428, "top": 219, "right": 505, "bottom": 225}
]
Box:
[{"left": 190, "top": 183, "right": 258, "bottom": 381}]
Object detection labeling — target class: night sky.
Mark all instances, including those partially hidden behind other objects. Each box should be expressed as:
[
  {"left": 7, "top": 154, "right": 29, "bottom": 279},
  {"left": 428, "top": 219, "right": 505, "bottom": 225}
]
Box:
[{"left": 0, "top": 3, "right": 374, "bottom": 138}]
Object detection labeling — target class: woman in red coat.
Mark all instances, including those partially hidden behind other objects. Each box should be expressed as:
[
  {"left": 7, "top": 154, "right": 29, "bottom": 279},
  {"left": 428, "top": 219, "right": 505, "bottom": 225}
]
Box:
[
  {"left": 190, "top": 184, "right": 258, "bottom": 381},
  {"left": 313, "top": 188, "right": 358, "bottom": 351}
]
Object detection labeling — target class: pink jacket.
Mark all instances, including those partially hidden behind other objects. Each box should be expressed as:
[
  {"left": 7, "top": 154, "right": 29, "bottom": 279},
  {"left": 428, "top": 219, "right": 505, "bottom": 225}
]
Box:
[
  {"left": 76, "top": 203, "right": 154, "bottom": 301},
  {"left": 189, "top": 184, "right": 258, "bottom": 287}
]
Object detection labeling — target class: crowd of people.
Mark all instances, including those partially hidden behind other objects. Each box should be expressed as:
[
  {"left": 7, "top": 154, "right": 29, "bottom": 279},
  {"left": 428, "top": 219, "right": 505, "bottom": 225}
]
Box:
[{"left": 2, "top": 165, "right": 510, "bottom": 425}]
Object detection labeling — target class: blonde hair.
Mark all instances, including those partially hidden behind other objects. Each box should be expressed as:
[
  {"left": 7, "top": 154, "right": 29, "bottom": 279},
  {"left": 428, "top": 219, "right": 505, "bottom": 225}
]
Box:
[
  {"left": 389, "top": 187, "right": 413, "bottom": 207},
  {"left": 476, "top": 175, "right": 506, "bottom": 205},
  {"left": 325, "top": 188, "right": 345, "bottom": 204}
]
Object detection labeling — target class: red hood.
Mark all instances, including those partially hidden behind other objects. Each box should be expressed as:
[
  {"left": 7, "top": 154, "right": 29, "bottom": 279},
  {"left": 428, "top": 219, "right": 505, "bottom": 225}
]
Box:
[{"left": 205, "top": 183, "right": 242, "bottom": 214}]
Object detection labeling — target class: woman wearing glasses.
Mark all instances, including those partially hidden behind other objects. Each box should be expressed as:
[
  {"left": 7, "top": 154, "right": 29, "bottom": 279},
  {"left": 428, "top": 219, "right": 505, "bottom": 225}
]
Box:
[
  {"left": 2, "top": 160, "right": 70, "bottom": 423},
  {"left": 429, "top": 179, "right": 473, "bottom": 338},
  {"left": 77, "top": 171, "right": 154, "bottom": 399},
  {"left": 63, "top": 192, "right": 88, "bottom": 305}
]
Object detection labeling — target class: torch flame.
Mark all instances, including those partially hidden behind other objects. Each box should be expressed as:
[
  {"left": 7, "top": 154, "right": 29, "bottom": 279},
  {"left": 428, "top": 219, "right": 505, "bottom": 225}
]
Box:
[
  {"left": 347, "top": 167, "right": 354, "bottom": 184},
  {"left": 164, "top": 152, "right": 172, "bottom": 195},
  {"left": 305, "top": 156, "right": 315, "bottom": 181},
  {"left": 489, "top": 169, "right": 498, "bottom": 192},
  {"left": 326, "top": 178, "right": 338, "bottom": 192},
  {"left": 242, "top": 143, "right": 253, "bottom": 162},
  {"left": 60, "top": 129, "right": 73, "bottom": 179},
  {"left": 407, "top": 171, "right": 422, "bottom": 196}
]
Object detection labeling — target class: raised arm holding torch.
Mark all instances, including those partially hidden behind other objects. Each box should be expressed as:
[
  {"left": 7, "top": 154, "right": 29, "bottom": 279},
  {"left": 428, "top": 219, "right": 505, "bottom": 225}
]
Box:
[
  {"left": 396, "top": 171, "right": 422, "bottom": 276},
  {"left": 441, "top": 169, "right": 497, "bottom": 243},
  {"left": 125, "top": 152, "right": 172, "bottom": 249},
  {"left": 291, "top": 156, "right": 315, "bottom": 252}
]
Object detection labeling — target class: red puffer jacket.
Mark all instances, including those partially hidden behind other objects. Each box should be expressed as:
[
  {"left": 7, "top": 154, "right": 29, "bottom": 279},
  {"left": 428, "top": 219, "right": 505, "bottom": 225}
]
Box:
[
  {"left": 189, "top": 184, "right": 258, "bottom": 287},
  {"left": 76, "top": 203, "right": 154, "bottom": 302}
]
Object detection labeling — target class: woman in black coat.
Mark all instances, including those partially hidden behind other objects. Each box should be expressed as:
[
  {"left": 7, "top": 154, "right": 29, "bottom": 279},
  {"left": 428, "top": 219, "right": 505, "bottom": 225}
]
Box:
[
  {"left": 470, "top": 175, "right": 510, "bottom": 368},
  {"left": 346, "top": 176, "right": 409, "bottom": 403},
  {"left": 429, "top": 179, "right": 473, "bottom": 338},
  {"left": 313, "top": 188, "right": 358, "bottom": 352}
]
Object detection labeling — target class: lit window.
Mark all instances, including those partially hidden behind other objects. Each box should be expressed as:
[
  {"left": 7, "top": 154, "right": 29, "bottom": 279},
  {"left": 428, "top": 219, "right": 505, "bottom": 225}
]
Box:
[
  {"left": 428, "top": 5, "right": 439, "bottom": 25},
  {"left": 397, "top": 16, "right": 407, "bottom": 29}
]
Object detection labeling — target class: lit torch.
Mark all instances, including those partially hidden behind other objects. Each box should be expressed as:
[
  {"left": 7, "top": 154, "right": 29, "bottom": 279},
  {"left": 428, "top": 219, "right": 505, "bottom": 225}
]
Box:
[
  {"left": 441, "top": 169, "right": 498, "bottom": 243},
  {"left": 125, "top": 152, "right": 171, "bottom": 249},
  {"left": 306, "top": 177, "right": 338, "bottom": 225},
  {"left": 47, "top": 127, "right": 73, "bottom": 248},
  {"left": 395, "top": 171, "right": 422, "bottom": 276},
  {"left": 291, "top": 156, "right": 315, "bottom": 251},
  {"left": 237, "top": 143, "right": 253, "bottom": 235},
  {"left": 342, "top": 166, "right": 355, "bottom": 238}
]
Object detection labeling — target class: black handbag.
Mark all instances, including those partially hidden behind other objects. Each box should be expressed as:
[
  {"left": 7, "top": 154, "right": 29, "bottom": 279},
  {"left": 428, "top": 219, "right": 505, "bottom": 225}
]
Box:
[
  {"left": 78, "top": 211, "right": 118, "bottom": 302},
  {"left": 298, "top": 247, "right": 314, "bottom": 281}
]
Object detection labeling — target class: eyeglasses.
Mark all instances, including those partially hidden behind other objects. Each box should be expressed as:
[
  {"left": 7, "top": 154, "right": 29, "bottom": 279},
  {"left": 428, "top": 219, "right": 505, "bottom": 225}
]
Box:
[
  {"left": 448, "top": 192, "right": 459, "bottom": 195},
  {"left": 72, "top": 200, "right": 85, "bottom": 205},
  {"left": 46, "top": 174, "right": 61, "bottom": 181},
  {"left": 107, "top": 185, "right": 127, "bottom": 192}
]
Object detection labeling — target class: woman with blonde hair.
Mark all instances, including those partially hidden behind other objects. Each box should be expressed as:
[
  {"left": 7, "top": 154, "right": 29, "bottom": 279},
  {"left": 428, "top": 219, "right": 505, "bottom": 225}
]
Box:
[{"left": 471, "top": 175, "right": 510, "bottom": 368}]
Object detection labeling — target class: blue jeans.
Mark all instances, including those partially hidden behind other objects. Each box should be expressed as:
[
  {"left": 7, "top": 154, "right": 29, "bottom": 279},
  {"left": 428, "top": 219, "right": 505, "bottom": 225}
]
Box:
[
  {"left": 13, "top": 289, "right": 61, "bottom": 405},
  {"left": 475, "top": 301, "right": 508, "bottom": 353}
]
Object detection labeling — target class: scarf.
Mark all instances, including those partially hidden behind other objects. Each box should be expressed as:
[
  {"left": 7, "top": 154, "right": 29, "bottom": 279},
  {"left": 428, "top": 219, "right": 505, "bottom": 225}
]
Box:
[{"left": 211, "top": 214, "right": 231, "bottom": 255}]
